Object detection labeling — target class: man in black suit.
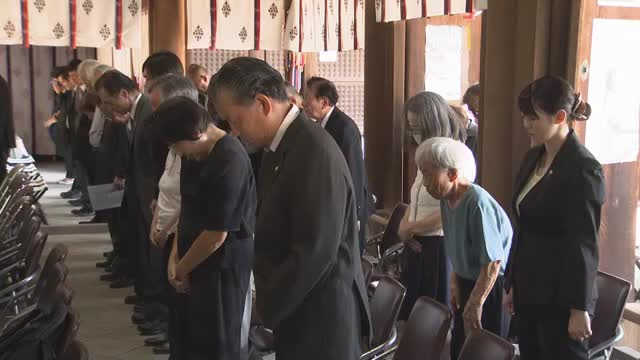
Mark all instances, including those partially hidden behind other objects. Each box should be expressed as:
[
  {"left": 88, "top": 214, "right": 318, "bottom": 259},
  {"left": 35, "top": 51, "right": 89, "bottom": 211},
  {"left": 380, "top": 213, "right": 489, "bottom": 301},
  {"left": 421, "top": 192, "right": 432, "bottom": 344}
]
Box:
[
  {"left": 304, "top": 77, "right": 372, "bottom": 253},
  {"left": 210, "top": 57, "right": 371, "bottom": 360},
  {"left": 95, "top": 71, "right": 156, "bottom": 298}
]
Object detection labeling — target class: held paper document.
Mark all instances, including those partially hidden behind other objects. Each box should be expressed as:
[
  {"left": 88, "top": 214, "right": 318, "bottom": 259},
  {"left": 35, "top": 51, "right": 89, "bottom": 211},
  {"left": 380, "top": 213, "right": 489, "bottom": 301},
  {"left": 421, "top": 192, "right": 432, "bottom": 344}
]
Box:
[{"left": 88, "top": 184, "right": 124, "bottom": 211}]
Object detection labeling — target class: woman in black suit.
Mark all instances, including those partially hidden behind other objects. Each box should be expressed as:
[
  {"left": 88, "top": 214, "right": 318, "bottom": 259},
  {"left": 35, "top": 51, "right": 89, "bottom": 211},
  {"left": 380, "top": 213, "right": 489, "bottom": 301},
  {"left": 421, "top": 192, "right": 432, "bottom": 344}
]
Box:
[{"left": 504, "top": 76, "right": 605, "bottom": 359}]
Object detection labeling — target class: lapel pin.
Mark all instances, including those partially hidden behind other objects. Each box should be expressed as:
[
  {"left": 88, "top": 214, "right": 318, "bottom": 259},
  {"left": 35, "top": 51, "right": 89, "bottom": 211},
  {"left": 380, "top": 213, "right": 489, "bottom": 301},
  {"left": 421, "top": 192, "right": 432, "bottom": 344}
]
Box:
[
  {"left": 548, "top": 169, "right": 553, "bottom": 175},
  {"left": 275, "top": 165, "right": 279, "bottom": 172}
]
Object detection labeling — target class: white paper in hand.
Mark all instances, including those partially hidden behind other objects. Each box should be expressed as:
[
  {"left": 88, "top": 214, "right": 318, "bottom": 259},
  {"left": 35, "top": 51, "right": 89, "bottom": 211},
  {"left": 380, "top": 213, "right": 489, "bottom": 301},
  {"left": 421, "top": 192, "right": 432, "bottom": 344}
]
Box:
[{"left": 88, "top": 184, "right": 124, "bottom": 211}]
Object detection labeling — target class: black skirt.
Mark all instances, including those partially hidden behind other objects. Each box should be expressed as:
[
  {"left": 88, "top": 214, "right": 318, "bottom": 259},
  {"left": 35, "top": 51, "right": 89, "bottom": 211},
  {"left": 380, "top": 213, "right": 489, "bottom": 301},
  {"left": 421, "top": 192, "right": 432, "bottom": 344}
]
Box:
[{"left": 399, "top": 235, "right": 450, "bottom": 320}]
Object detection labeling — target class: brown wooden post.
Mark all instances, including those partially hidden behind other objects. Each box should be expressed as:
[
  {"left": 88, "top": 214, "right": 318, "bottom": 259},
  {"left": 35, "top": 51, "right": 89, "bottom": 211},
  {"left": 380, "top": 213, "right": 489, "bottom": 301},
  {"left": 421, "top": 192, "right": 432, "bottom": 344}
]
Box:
[
  {"left": 149, "top": 0, "right": 186, "bottom": 73},
  {"left": 364, "top": 0, "right": 406, "bottom": 209}
]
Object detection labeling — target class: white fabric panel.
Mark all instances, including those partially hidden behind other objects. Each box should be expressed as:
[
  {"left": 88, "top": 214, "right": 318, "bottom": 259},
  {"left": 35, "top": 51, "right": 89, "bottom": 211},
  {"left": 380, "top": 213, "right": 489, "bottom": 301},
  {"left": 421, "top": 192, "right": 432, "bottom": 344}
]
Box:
[
  {"left": 0, "top": 1, "right": 23, "bottom": 45},
  {"left": 450, "top": 0, "right": 468, "bottom": 14},
  {"left": 381, "top": 0, "right": 402, "bottom": 22},
  {"left": 258, "top": 0, "right": 284, "bottom": 50},
  {"left": 121, "top": 0, "right": 142, "bottom": 48},
  {"left": 426, "top": 0, "right": 446, "bottom": 16},
  {"left": 29, "top": 0, "right": 71, "bottom": 46},
  {"left": 405, "top": 0, "right": 424, "bottom": 20},
  {"left": 301, "top": 0, "right": 324, "bottom": 52},
  {"left": 325, "top": 0, "right": 339, "bottom": 51},
  {"left": 339, "top": 0, "right": 355, "bottom": 50},
  {"left": 215, "top": 0, "right": 254, "bottom": 50},
  {"left": 283, "top": 0, "right": 301, "bottom": 52},
  {"left": 76, "top": 0, "right": 116, "bottom": 48},
  {"left": 187, "top": 0, "right": 212, "bottom": 49},
  {"left": 355, "top": 0, "right": 364, "bottom": 49}
]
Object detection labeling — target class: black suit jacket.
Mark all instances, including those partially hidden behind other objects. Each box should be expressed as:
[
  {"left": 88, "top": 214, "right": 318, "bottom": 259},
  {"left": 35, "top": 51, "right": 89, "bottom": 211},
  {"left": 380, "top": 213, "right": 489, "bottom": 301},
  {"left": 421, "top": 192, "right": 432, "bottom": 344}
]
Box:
[
  {"left": 505, "top": 130, "right": 605, "bottom": 313},
  {"left": 125, "top": 94, "right": 155, "bottom": 225},
  {"left": 255, "top": 112, "right": 372, "bottom": 359},
  {"left": 97, "top": 118, "right": 129, "bottom": 184},
  {"left": 324, "top": 108, "right": 373, "bottom": 248}
]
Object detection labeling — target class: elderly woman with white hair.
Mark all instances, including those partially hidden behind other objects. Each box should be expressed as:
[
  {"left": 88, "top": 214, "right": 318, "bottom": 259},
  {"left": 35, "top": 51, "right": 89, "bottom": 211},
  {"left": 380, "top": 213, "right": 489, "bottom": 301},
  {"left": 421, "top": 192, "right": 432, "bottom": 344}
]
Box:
[{"left": 415, "top": 137, "right": 512, "bottom": 359}]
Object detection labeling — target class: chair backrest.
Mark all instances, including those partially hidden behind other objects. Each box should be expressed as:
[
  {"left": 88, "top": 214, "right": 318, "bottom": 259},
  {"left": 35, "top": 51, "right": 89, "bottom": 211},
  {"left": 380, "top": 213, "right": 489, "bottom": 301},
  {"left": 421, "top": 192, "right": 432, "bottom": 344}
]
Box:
[
  {"left": 380, "top": 203, "right": 409, "bottom": 255},
  {"left": 61, "top": 340, "right": 89, "bottom": 360},
  {"left": 393, "top": 296, "right": 452, "bottom": 360},
  {"left": 457, "top": 329, "right": 515, "bottom": 360},
  {"left": 362, "top": 257, "right": 374, "bottom": 285},
  {"left": 589, "top": 271, "right": 631, "bottom": 349},
  {"left": 25, "top": 231, "right": 47, "bottom": 276},
  {"left": 370, "top": 276, "right": 406, "bottom": 346},
  {"left": 56, "top": 307, "right": 80, "bottom": 358}
]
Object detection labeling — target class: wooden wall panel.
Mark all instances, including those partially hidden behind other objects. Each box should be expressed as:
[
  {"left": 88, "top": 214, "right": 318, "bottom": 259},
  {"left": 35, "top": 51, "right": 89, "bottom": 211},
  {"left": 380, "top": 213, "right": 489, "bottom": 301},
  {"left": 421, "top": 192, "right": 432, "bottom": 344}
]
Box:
[
  {"left": 364, "top": 0, "right": 406, "bottom": 208},
  {"left": 0, "top": 46, "right": 8, "bottom": 80},
  {"left": 9, "top": 47, "right": 32, "bottom": 150},
  {"left": 32, "top": 47, "right": 55, "bottom": 156}
]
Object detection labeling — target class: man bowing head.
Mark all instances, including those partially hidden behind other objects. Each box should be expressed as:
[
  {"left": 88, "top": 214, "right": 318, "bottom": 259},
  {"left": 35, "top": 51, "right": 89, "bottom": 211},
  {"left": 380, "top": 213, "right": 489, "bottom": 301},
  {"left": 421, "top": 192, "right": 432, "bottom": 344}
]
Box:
[{"left": 210, "top": 57, "right": 371, "bottom": 360}]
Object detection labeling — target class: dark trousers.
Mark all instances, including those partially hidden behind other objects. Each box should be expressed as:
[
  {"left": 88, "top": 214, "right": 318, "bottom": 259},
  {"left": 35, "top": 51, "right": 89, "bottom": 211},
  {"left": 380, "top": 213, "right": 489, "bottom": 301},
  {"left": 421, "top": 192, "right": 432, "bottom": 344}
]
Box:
[
  {"left": 73, "top": 160, "right": 91, "bottom": 207},
  {"left": 399, "top": 235, "right": 449, "bottom": 320},
  {"left": 138, "top": 209, "right": 165, "bottom": 301},
  {"left": 64, "top": 143, "right": 74, "bottom": 179},
  {"left": 451, "top": 274, "right": 504, "bottom": 360},
  {"left": 515, "top": 304, "right": 589, "bottom": 360}
]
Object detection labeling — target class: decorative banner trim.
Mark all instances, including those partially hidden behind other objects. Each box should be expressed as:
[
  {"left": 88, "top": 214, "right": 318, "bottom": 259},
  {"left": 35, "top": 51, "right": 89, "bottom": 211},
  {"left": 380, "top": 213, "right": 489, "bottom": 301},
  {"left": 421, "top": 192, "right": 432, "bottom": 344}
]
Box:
[
  {"left": 70, "top": 0, "right": 76, "bottom": 48},
  {"left": 21, "top": 0, "right": 30, "bottom": 47},
  {"left": 116, "top": 0, "right": 123, "bottom": 49},
  {"left": 298, "top": 0, "right": 303, "bottom": 52},
  {"left": 210, "top": 0, "right": 217, "bottom": 49},
  {"left": 254, "top": 0, "right": 260, "bottom": 49}
]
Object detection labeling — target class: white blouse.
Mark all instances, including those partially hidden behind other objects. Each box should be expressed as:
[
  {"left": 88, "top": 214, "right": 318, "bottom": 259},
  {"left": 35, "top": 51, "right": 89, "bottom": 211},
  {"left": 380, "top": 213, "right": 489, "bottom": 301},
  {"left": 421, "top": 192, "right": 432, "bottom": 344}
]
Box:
[
  {"left": 515, "top": 168, "right": 544, "bottom": 216},
  {"left": 157, "top": 149, "right": 181, "bottom": 231},
  {"left": 409, "top": 171, "right": 444, "bottom": 237}
]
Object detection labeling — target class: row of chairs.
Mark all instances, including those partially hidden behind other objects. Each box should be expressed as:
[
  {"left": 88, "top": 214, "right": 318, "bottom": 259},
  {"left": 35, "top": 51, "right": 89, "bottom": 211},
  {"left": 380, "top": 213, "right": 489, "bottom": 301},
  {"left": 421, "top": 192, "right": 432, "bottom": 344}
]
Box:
[
  {"left": 0, "top": 165, "right": 88, "bottom": 360},
  {"left": 364, "top": 203, "right": 632, "bottom": 360}
]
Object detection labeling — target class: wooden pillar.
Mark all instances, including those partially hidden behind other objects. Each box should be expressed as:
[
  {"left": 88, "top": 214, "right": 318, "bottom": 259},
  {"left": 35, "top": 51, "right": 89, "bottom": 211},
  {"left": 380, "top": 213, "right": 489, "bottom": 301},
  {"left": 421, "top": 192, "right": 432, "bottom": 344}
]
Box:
[
  {"left": 364, "top": 0, "right": 406, "bottom": 209},
  {"left": 480, "top": 0, "right": 565, "bottom": 207},
  {"left": 149, "top": 0, "right": 186, "bottom": 72}
]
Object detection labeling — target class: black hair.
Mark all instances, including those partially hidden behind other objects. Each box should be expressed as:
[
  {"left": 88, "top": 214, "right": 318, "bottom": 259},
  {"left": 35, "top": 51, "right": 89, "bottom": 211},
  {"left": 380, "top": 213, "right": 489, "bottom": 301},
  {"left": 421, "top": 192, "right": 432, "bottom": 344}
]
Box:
[
  {"left": 518, "top": 76, "right": 591, "bottom": 121},
  {"left": 209, "top": 57, "right": 288, "bottom": 105},
  {"left": 142, "top": 51, "right": 184, "bottom": 79},
  {"left": 50, "top": 67, "right": 65, "bottom": 79},
  {"left": 151, "top": 96, "right": 210, "bottom": 144},
  {"left": 55, "top": 66, "right": 70, "bottom": 80},
  {"left": 403, "top": 91, "right": 466, "bottom": 142},
  {"left": 306, "top": 76, "right": 339, "bottom": 106},
  {"left": 67, "top": 59, "right": 83, "bottom": 72},
  {"left": 94, "top": 70, "right": 137, "bottom": 95},
  {"left": 462, "top": 83, "right": 480, "bottom": 118}
]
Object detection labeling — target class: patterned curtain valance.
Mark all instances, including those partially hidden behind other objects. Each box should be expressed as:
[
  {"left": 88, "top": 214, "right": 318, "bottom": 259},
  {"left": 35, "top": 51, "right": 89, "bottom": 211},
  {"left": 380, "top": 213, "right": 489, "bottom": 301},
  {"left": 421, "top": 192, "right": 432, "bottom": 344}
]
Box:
[
  {"left": 186, "top": 0, "right": 365, "bottom": 52},
  {"left": 0, "top": 0, "right": 142, "bottom": 48},
  {"left": 375, "top": 0, "right": 487, "bottom": 23}
]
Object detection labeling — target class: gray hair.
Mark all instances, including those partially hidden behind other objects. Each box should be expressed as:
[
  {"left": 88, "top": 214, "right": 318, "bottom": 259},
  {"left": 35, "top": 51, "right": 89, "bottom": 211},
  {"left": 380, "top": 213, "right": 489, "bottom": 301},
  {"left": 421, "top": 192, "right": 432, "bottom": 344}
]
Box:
[
  {"left": 91, "top": 64, "right": 114, "bottom": 87},
  {"left": 415, "top": 137, "right": 476, "bottom": 182},
  {"left": 78, "top": 60, "right": 100, "bottom": 83},
  {"left": 149, "top": 74, "right": 198, "bottom": 103},
  {"left": 404, "top": 91, "right": 466, "bottom": 142}
]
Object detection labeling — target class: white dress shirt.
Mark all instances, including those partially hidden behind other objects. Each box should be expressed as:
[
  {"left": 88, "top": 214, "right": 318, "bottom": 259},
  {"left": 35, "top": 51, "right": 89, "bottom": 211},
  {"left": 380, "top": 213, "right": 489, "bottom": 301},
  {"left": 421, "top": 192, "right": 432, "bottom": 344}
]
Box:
[
  {"left": 156, "top": 149, "right": 181, "bottom": 231},
  {"left": 89, "top": 108, "right": 106, "bottom": 148},
  {"left": 269, "top": 105, "right": 300, "bottom": 152},
  {"left": 127, "top": 93, "right": 143, "bottom": 132},
  {"left": 320, "top": 106, "right": 335, "bottom": 128}
]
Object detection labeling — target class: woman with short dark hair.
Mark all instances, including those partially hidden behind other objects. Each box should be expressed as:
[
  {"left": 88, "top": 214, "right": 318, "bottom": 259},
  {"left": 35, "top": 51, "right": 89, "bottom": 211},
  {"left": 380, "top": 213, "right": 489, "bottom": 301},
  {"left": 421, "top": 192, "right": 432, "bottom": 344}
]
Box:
[
  {"left": 0, "top": 75, "right": 16, "bottom": 182},
  {"left": 505, "top": 76, "right": 604, "bottom": 359},
  {"left": 152, "top": 96, "right": 256, "bottom": 360}
]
